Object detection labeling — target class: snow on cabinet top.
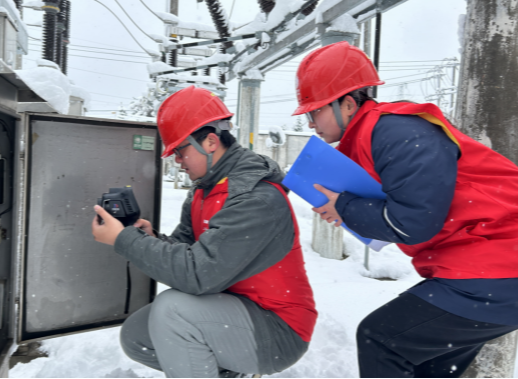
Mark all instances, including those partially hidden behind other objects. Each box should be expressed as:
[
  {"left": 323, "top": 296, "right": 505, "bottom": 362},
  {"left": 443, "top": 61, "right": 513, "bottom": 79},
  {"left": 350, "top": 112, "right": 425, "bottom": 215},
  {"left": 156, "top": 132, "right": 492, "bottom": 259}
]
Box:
[
  {"left": 15, "top": 67, "right": 72, "bottom": 114},
  {"left": 15, "top": 65, "right": 91, "bottom": 114}
]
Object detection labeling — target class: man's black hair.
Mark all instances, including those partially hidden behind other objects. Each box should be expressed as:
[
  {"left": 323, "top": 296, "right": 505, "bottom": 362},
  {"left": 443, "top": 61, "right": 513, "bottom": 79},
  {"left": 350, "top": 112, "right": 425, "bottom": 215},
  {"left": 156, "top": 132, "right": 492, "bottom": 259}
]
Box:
[
  {"left": 337, "top": 87, "right": 374, "bottom": 107},
  {"left": 190, "top": 122, "right": 236, "bottom": 149}
]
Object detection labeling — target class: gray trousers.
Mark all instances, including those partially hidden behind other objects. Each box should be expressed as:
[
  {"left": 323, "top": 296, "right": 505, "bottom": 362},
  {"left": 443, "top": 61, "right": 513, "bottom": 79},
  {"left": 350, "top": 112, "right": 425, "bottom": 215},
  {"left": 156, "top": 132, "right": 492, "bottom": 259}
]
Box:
[{"left": 120, "top": 289, "right": 261, "bottom": 378}]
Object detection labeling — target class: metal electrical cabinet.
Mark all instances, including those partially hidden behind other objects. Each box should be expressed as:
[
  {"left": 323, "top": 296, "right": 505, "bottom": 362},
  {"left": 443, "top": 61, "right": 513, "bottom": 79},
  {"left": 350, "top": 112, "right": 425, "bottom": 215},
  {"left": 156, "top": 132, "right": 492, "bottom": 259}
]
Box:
[
  {"left": 0, "top": 108, "right": 162, "bottom": 376},
  {"left": 21, "top": 113, "right": 161, "bottom": 340}
]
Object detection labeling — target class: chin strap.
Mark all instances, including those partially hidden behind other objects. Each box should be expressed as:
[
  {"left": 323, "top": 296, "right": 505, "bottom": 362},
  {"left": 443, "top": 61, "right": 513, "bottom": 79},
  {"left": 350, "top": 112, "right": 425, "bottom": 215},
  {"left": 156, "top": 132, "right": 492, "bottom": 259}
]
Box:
[
  {"left": 187, "top": 120, "right": 232, "bottom": 175},
  {"left": 331, "top": 99, "right": 358, "bottom": 139}
]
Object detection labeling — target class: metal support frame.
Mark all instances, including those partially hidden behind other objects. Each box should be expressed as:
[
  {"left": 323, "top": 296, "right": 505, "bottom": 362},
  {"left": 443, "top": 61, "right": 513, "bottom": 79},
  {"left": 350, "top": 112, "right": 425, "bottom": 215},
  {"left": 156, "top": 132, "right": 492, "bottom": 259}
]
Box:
[
  {"left": 372, "top": 11, "right": 382, "bottom": 98},
  {"left": 228, "top": 0, "right": 408, "bottom": 81}
]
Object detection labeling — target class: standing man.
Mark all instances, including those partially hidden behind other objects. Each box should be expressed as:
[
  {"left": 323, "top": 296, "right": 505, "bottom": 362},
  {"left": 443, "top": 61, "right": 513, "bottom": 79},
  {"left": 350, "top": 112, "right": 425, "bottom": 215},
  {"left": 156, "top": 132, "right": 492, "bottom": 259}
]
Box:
[
  {"left": 92, "top": 86, "right": 317, "bottom": 378},
  {"left": 293, "top": 41, "right": 518, "bottom": 378}
]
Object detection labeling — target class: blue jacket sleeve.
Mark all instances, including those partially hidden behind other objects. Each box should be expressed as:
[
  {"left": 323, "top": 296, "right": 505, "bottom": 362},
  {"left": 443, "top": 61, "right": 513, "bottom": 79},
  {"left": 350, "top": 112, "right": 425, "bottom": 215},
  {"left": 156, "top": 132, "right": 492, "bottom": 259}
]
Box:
[{"left": 335, "top": 114, "right": 459, "bottom": 245}]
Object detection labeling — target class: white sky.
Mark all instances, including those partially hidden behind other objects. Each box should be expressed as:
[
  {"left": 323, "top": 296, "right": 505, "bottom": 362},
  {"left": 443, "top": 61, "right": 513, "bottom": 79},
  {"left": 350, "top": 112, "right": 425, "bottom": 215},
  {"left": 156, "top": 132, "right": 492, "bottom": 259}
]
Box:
[{"left": 22, "top": 0, "right": 466, "bottom": 130}]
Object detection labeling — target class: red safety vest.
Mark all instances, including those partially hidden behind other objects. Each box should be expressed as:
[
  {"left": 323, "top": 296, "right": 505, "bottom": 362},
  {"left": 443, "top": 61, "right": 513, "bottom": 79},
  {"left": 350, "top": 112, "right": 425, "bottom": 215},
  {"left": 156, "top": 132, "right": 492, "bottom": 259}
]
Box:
[
  {"left": 191, "top": 178, "right": 317, "bottom": 342},
  {"left": 337, "top": 100, "right": 518, "bottom": 279}
]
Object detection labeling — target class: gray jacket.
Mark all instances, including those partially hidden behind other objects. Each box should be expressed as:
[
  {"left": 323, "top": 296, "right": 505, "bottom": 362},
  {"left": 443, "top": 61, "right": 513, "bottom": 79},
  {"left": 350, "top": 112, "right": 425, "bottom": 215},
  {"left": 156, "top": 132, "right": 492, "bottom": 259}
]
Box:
[
  {"left": 115, "top": 143, "right": 294, "bottom": 293},
  {"left": 114, "top": 143, "right": 308, "bottom": 374}
]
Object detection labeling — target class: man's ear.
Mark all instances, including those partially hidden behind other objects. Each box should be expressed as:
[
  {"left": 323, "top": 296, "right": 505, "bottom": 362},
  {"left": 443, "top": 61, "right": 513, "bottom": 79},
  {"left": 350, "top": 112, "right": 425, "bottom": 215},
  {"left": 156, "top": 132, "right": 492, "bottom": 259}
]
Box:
[
  {"left": 205, "top": 132, "right": 221, "bottom": 153},
  {"left": 342, "top": 95, "right": 357, "bottom": 116}
]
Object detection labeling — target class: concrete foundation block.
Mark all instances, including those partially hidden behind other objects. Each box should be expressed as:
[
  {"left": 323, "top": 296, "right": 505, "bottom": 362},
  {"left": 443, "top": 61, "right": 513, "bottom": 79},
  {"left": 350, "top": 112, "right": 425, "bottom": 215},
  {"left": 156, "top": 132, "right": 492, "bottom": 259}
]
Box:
[{"left": 311, "top": 213, "right": 346, "bottom": 260}]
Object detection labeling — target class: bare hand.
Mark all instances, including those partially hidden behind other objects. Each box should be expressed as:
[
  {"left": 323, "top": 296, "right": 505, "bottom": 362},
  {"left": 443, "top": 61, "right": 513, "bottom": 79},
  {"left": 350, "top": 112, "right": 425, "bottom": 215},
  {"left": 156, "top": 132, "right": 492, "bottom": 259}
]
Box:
[
  {"left": 312, "top": 184, "right": 344, "bottom": 227},
  {"left": 133, "top": 218, "right": 156, "bottom": 237},
  {"left": 92, "top": 205, "right": 125, "bottom": 245}
]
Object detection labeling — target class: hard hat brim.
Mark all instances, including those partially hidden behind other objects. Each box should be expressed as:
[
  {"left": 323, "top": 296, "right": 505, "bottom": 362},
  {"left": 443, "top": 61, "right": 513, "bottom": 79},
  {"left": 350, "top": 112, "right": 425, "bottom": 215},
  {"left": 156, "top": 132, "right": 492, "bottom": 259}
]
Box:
[{"left": 292, "top": 80, "right": 385, "bottom": 116}]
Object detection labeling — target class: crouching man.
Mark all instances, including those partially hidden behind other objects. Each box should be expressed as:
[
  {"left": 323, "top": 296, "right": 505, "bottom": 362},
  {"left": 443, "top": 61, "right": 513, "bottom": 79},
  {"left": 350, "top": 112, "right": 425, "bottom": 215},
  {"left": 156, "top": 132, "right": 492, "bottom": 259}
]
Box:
[{"left": 91, "top": 86, "right": 317, "bottom": 378}]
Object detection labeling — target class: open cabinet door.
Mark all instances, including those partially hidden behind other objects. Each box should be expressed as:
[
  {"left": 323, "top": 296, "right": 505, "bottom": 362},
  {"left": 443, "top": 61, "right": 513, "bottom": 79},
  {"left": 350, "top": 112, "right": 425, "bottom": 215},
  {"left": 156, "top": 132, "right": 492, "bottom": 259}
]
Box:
[
  {"left": 0, "top": 112, "right": 15, "bottom": 378},
  {"left": 17, "top": 113, "right": 161, "bottom": 344}
]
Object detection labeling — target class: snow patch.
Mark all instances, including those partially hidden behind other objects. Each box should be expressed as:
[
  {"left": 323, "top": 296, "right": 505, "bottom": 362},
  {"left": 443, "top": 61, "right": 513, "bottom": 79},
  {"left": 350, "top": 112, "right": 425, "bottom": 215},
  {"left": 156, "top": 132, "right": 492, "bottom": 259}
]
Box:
[
  {"left": 154, "top": 11, "right": 179, "bottom": 25},
  {"left": 269, "top": 313, "right": 356, "bottom": 377},
  {"left": 198, "top": 52, "right": 233, "bottom": 66},
  {"left": 0, "top": 0, "right": 20, "bottom": 18},
  {"left": 36, "top": 59, "right": 60, "bottom": 70},
  {"left": 22, "top": 1, "right": 44, "bottom": 9},
  {"left": 243, "top": 68, "right": 264, "bottom": 80},
  {"left": 234, "top": 1, "right": 302, "bottom": 35},
  {"left": 328, "top": 13, "right": 360, "bottom": 34},
  {"left": 158, "top": 72, "right": 223, "bottom": 86},
  {"left": 156, "top": 11, "right": 217, "bottom": 32},
  {"left": 148, "top": 61, "right": 175, "bottom": 75},
  {"left": 15, "top": 67, "right": 71, "bottom": 114}
]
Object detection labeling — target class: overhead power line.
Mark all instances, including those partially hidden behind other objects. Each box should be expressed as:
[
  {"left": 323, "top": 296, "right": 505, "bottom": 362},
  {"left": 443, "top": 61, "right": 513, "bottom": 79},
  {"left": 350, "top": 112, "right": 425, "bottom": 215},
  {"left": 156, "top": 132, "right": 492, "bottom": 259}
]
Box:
[
  {"left": 29, "top": 44, "right": 153, "bottom": 59},
  {"left": 29, "top": 37, "right": 149, "bottom": 58},
  {"left": 93, "top": 0, "right": 159, "bottom": 58},
  {"left": 67, "top": 66, "right": 149, "bottom": 82},
  {"left": 113, "top": 0, "right": 161, "bottom": 43},
  {"left": 89, "top": 92, "right": 135, "bottom": 100},
  {"left": 28, "top": 49, "right": 150, "bottom": 64},
  {"left": 24, "top": 57, "right": 149, "bottom": 82}
]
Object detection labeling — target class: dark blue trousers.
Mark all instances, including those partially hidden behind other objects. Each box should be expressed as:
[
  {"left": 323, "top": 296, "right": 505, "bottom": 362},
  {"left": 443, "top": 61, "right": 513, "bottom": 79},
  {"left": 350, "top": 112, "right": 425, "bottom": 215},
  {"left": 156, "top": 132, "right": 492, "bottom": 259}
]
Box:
[{"left": 356, "top": 293, "right": 517, "bottom": 378}]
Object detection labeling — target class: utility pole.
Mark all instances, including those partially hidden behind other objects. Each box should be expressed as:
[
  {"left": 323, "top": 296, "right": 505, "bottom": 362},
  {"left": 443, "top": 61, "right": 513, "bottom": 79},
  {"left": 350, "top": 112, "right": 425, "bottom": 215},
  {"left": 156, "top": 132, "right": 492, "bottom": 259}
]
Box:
[{"left": 455, "top": 1, "right": 518, "bottom": 376}]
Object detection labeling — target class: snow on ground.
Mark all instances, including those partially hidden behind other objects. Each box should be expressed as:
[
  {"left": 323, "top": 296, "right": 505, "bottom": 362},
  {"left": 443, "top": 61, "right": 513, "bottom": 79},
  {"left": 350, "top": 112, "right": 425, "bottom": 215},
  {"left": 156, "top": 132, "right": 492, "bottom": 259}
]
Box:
[{"left": 9, "top": 181, "right": 518, "bottom": 378}]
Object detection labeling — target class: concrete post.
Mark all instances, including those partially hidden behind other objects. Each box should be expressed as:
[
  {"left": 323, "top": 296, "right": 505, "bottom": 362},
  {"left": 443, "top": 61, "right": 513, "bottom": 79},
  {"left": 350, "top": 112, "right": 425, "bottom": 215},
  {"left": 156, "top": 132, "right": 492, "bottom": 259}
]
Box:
[
  {"left": 313, "top": 27, "right": 359, "bottom": 261},
  {"left": 0, "top": 360, "right": 7, "bottom": 378},
  {"left": 237, "top": 78, "right": 262, "bottom": 150},
  {"left": 311, "top": 213, "right": 346, "bottom": 260},
  {"left": 363, "top": 19, "right": 372, "bottom": 58},
  {"left": 455, "top": 0, "right": 518, "bottom": 156},
  {"left": 455, "top": 0, "right": 518, "bottom": 376},
  {"left": 461, "top": 333, "right": 518, "bottom": 378},
  {"left": 320, "top": 31, "right": 358, "bottom": 46}
]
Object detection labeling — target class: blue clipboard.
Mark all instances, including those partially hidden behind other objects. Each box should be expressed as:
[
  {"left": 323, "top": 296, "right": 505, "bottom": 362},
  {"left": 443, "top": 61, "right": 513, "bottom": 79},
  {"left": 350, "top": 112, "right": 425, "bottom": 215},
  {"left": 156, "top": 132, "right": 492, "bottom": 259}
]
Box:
[{"left": 282, "top": 135, "right": 389, "bottom": 251}]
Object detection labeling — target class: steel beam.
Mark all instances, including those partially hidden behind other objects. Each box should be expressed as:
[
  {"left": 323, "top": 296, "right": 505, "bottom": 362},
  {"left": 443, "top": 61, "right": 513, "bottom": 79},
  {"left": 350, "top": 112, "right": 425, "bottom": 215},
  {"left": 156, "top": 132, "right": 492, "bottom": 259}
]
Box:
[{"left": 228, "top": 0, "right": 408, "bottom": 80}]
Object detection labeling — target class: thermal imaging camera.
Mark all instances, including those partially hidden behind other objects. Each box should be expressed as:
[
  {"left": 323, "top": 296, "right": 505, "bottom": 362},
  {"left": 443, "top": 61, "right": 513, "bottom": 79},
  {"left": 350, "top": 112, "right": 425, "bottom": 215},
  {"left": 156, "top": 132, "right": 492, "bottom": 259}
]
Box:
[{"left": 97, "top": 186, "right": 140, "bottom": 227}]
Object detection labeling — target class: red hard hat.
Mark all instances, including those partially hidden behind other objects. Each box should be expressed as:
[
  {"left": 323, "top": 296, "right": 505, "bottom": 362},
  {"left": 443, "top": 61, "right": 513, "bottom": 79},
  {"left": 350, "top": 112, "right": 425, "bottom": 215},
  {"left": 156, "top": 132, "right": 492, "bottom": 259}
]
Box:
[
  {"left": 293, "top": 41, "right": 385, "bottom": 115},
  {"left": 157, "top": 86, "right": 234, "bottom": 158}
]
